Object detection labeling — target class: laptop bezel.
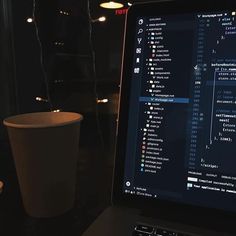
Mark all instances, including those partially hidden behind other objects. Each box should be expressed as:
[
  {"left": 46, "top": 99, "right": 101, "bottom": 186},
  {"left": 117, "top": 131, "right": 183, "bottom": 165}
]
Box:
[{"left": 112, "top": 0, "right": 236, "bottom": 233}]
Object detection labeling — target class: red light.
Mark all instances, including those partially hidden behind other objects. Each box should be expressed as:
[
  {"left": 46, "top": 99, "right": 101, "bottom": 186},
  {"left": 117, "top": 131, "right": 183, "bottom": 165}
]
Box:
[{"left": 115, "top": 8, "right": 128, "bottom": 15}]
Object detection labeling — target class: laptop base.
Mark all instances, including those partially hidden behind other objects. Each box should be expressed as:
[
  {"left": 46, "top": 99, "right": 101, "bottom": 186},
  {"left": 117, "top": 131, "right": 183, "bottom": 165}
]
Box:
[{"left": 82, "top": 206, "right": 231, "bottom": 236}]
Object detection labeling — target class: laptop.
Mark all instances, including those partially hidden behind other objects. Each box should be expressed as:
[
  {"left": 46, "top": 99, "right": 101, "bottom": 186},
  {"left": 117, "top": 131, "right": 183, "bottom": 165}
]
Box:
[{"left": 82, "top": 0, "right": 236, "bottom": 235}]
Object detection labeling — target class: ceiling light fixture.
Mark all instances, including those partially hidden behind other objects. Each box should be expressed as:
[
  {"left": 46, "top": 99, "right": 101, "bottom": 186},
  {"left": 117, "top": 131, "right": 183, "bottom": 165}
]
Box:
[{"left": 100, "top": 1, "right": 124, "bottom": 9}]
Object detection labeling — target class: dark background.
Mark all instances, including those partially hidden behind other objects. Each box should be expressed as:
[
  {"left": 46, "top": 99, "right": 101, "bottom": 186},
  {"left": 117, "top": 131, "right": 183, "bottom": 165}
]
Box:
[{"left": 0, "top": 0, "right": 156, "bottom": 235}]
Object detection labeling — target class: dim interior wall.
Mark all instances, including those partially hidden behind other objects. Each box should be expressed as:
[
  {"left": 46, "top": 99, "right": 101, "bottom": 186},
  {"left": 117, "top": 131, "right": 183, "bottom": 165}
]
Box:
[
  {"left": 0, "top": 0, "right": 18, "bottom": 141},
  {"left": 10, "top": 0, "right": 49, "bottom": 113}
]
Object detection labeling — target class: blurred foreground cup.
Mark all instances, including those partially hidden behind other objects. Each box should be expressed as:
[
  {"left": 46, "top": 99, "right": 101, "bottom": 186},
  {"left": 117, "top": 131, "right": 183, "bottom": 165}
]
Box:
[{"left": 3, "top": 112, "right": 83, "bottom": 218}]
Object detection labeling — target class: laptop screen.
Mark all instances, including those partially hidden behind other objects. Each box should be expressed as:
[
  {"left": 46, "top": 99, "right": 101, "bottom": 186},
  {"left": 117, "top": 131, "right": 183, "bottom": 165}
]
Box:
[{"left": 117, "top": 1, "right": 236, "bottom": 215}]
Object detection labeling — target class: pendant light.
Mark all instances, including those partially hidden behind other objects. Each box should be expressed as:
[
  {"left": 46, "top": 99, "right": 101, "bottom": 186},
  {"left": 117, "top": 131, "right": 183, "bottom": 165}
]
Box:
[{"left": 100, "top": 1, "right": 124, "bottom": 9}]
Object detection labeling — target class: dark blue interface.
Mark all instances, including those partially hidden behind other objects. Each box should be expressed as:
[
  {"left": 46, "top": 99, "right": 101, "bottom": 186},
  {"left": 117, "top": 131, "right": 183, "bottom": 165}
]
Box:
[{"left": 123, "top": 11, "right": 236, "bottom": 212}]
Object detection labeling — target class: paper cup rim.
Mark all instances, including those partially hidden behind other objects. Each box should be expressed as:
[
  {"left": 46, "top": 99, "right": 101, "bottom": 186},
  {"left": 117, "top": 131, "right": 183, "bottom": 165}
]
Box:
[{"left": 3, "top": 112, "right": 83, "bottom": 129}]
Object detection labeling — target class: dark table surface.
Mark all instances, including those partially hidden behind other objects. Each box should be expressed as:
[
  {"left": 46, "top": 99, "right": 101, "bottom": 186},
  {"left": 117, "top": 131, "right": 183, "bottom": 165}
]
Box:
[{"left": 0, "top": 139, "right": 114, "bottom": 236}]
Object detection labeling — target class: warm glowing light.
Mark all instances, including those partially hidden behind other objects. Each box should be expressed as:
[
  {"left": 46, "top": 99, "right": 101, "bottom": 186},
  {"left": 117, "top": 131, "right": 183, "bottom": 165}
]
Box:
[
  {"left": 35, "top": 97, "right": 48, "bottom": 102},
  {"left": 92, "top": 16, "right": 107, "bottom": 23},
  {"left": 27, "top": 18, "right": 33, "bottom": 23},
  {"left": 52, "top": 109, "right": 61, "bottom": 112},
  {"left": 54, "top": 42, "right": 64, "bottom": 46},
  {"left": 99, "top": 16, "right": 106, "bottom": 22},
  {"left": 59, "top": 10, "right": 69, "bottom": 15},
  {"left": 97, "top": 98, "right": 109, "bottom": 103},
  {"left": 100, "top": 1, "right": 124, "bottom": 9}
]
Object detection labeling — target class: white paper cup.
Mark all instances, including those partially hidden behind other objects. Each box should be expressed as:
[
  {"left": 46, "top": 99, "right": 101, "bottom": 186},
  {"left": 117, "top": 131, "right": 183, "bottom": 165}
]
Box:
[{"left": 3, "top": 112, "right": 83, "bottom": 218}]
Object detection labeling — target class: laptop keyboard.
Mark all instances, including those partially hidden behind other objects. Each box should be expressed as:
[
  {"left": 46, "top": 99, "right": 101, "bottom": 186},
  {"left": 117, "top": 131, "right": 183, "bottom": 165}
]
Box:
[{"left": 133, "top": 223, "right": 191, "bottom": 236}]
